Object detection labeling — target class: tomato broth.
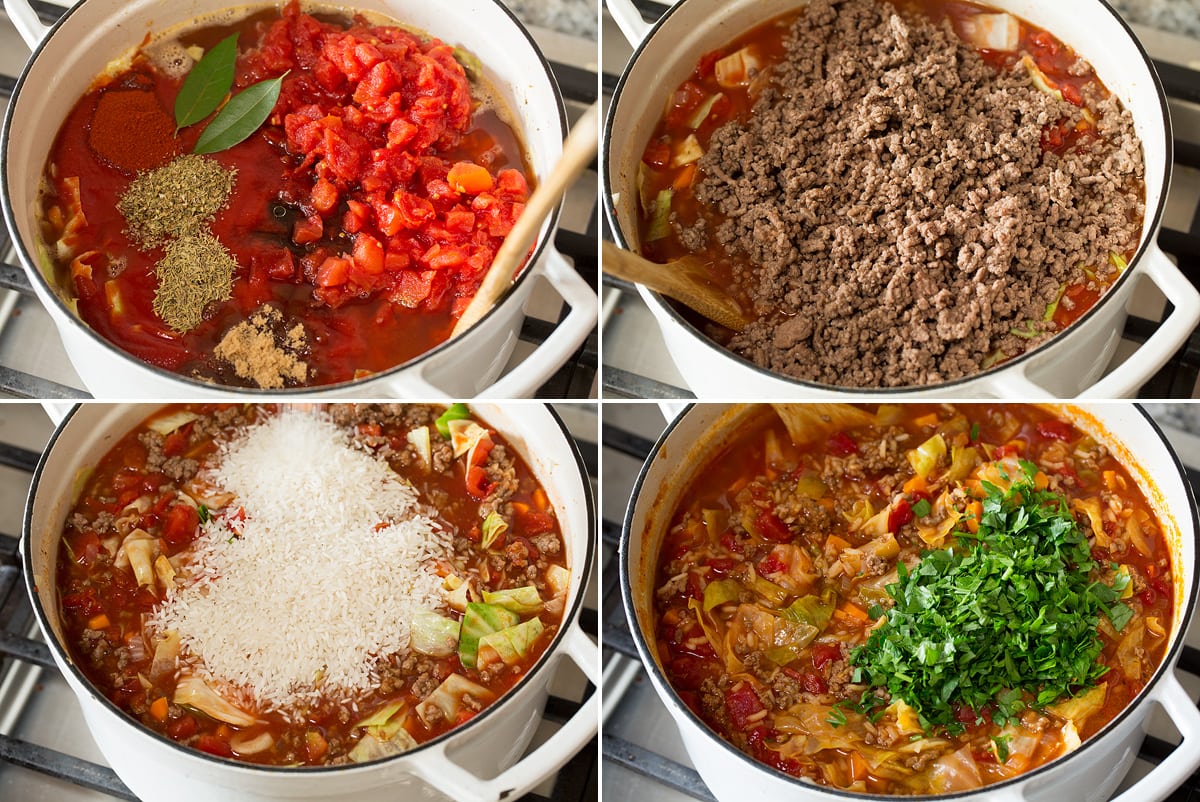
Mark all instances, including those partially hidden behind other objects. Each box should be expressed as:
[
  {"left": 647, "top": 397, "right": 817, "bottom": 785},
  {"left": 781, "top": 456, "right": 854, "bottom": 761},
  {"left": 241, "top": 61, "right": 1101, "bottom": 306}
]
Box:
[{"left": 39, "top": 2, "right": 535, "bottom": 388}]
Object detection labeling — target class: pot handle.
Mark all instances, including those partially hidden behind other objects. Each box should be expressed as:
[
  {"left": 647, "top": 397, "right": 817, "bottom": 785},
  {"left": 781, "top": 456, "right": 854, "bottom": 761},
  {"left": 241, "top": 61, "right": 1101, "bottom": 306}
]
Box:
[
  {"left": 3, "top": 0, "right": 51, "bottom": 49},
  {"left": 384, "top": 248, "right": 596, "bottom": 399},
  {"left": 981, "top": 244, "right": 1200, "bottom": 398},
  {"left": 40, "top": 402, "right": 75, "bottom": 426},
  {"left": 1080, "top": 245, "right": 1200, "bottom": 399},
  {"left": 605, "top": 0, "right": 654, "bottom": 46},
  {"left": 1110, "top": 671, "right": 1200, "bottom": 802},
  {"left": 411, "top": 624, "right": 599, "bottom": 802}
]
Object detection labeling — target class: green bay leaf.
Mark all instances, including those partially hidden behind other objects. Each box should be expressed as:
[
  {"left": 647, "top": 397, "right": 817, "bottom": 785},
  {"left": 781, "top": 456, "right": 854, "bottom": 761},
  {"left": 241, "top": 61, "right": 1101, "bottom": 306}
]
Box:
[
  {"left": 193, "top": 71, "right": 287, "bottom": 155},
  {"left": 174, "top": 33, "right": 239, "bottom": 130}
]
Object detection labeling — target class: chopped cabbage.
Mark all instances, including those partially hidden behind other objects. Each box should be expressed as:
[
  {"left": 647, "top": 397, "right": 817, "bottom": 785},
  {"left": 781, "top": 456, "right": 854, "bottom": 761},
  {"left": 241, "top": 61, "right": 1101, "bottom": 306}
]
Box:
[
  {"left": 416, "top": 674, "right": 495, "bottom": 727},
  {"left": 546, "top": 564, "right": 570, "bottom": 596},
  {"left": 703, "top": 578, "right": 742, "bottom": 612},
  {"left": 174, "top": 675, "right": 257, "bottom": 727},
  {"left": 481, "top": 511, "right": 508, "bottom": 550},
  {"left": 669, "top": 134, "right": 704, "bottom": 167},
  {"left": 406, "top": 426, "right": 432, "bottom": 471},
  {"left": 477, "top": 618, "right": 544, "bottom": 668},
  {"left": 411, "top": 611, "right": 461, "bottom": 658},
  {"left": 147, "top": 410, "right": 199, "bottom": 436},
  {"left": 482, "top": 585, "right": 543, "bottom": 615},
  {"left": 907, "top": 434, "right": 947, "bottom": 479}
]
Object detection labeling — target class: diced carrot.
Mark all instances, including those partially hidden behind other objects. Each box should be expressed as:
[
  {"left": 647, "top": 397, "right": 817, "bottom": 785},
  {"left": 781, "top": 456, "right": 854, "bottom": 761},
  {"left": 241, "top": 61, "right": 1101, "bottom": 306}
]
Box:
[
  {"left": 150, "top": 696, "right": 169, "bottom": 722},
  {"left": 838, "top": 601, "right": 870, "bottom": 621},
  {"left": 88, "top": 613, "right": 110, "bottom": 630},
  {"left": 902, "top": 475, "right": 928, "bottom": 495},
  {"left": 673, "top": 164, "right": 696, "bottom": 191},
  {"left": 849, "top": 751, "right": 869, "bottom": 782},
  {"left": 966, "top": 501, "right": 983, "bottom": 534},
  {"left": 1103, "top": 470, "right": 1119, "bottom": 491},
  {"left": 913, "top": 413, "right": 940, "bottom": 428},
  {"left": 447, "top": 162, "right": 494, "bottom": 194},
  {"left": 215, "top": 724, "right": 233, "bottom": 740},
  {"left": 1034, "top": 471, "right": 1049, "bottom": 491},
  {"left": 533, "top": 487, "right": 549, "bottom": 511}
]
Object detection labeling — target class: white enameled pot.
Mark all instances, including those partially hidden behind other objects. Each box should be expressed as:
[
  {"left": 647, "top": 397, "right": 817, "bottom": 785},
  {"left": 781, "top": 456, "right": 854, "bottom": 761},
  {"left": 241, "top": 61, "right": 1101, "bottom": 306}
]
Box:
[
  {"left": 1, "top": 0, "right": 597, "bottom": 399},
  {"left": 621, "top": 403, "right": 1200, "bottom": 801},
  {"left": 602, "top": 0, "right": 1200, "bottom": 399},
  {"left": 23, "top": 403, "right": 598, "bottom": 802}
]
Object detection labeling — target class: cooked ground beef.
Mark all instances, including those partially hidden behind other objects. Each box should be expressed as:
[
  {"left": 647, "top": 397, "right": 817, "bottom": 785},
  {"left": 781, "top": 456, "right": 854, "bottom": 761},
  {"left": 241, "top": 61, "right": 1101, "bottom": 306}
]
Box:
[{"left": 681, "top": 0, "right": 1143, "bottom": 387}]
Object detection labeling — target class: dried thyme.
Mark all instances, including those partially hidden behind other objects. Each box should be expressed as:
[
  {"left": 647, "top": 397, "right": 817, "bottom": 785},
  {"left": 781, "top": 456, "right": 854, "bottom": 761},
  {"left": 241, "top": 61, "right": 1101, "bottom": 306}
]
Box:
[
  {"left": 118, "top": 155, "right": 235, "bottom": 250},
  {"left": 153, "top": 232, "right": 237, "bottom": 332}
]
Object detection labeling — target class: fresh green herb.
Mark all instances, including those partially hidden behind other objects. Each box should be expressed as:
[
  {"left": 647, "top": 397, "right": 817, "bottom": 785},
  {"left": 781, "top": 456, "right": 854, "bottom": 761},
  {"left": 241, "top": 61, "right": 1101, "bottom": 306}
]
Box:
[
  {"left": 826, "top": 706, "right": 848, "bottom": 728},
  {"left": 850, "top": 464, "right": 1130, "bottom": 734},
  {"left": 911, "top": 498, "right": 931, "bottom": 518},
  {"left": 194, "top": 72, "right": 288, "bottom": 155},
  {"left": 435, "top": 403, "right": 471, "bottom": 439},
  {"left": 174, "top": 33, "right": 239, "bottom": 131},
  {"left": 993, "top": 734, "right": 1011, "bottom": 763},
  {"left": 970, "top": 422, "right": 980, "bottom": 442},
  {"left": 197, "top": 504, "right": 210, "bottom": 524}
]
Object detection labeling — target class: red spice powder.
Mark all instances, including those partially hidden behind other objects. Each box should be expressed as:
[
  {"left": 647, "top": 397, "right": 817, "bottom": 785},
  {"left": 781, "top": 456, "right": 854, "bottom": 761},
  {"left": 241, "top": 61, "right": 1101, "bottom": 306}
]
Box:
[{"left": 88, "top": 88, "right": 178, "bottom": 173}]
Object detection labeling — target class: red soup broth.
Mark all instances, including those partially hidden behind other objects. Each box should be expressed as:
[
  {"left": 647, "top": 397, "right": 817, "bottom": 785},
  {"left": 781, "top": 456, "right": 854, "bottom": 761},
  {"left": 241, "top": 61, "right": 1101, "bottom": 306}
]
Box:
[{"left": 39, "top": 2, "right": 534, "bottom": 388}]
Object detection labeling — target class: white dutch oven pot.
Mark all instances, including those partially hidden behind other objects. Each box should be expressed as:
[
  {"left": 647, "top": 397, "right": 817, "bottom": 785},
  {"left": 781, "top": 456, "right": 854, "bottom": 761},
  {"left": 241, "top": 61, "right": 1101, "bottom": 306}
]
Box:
[
  {"left": 24, "top": 403, "right": 598, "bottom": 802},
  {"left": 603, "top": 0, "right": 1200, "bottom": 398},
  {"left": 1, "top": 0, "right": 597, "bottom": 399},
  {"left": 622, "top": 403, "right": 1200, "bottom": 801}
]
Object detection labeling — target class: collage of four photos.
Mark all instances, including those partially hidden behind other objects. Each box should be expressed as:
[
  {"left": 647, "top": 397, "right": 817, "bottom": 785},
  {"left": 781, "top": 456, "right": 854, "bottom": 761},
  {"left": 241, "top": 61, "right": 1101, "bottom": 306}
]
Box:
[{"left": 1, "top": 0, "right": 1200, "bottom": 800}]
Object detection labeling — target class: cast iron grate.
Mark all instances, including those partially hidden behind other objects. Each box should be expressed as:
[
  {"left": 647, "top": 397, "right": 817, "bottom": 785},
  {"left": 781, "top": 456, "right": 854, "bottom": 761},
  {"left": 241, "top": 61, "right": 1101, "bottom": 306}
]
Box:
[
  {"left": 600, "top": 0, "right": 1200, "bottom": 400},
  {"left": 599, "top": 418, "right": 1200, "bottom": 801},
  {"left": 0, "top": 420, "right": 599, "bottom": 802},
  {"left": 0, "top": 1, "right": 598, "bottom": 400}
]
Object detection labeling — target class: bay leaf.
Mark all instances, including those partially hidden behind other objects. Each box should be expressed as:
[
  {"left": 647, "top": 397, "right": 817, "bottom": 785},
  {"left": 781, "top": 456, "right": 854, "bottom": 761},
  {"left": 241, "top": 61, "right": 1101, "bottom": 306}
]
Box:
[
  {"left": 174, "top": 32, "right": 239, "bottom": 130},
  {"left": 193, "top": 72, "right": 288, "bottom": 155}
]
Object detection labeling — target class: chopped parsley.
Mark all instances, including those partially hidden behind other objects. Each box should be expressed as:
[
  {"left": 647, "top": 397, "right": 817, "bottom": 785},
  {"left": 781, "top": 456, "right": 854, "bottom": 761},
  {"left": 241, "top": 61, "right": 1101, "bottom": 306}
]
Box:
[
  {"left": 992, "top": 734, "right": 1011, "bottom": 763},
  {"left": 911, "top": 498, "right": 932, "bottom": 518},
  {"left": 970, "top": 422, "right": 980, "bottom": 442},
  {"left": 197, "top": 504, "right": 210, "bottom": 524},
  {"left": 850, "top": 461, "right": 1131, "bottom": 733},
  {"left": 826, "top": 705, "right": 848, "bottom": 728}
]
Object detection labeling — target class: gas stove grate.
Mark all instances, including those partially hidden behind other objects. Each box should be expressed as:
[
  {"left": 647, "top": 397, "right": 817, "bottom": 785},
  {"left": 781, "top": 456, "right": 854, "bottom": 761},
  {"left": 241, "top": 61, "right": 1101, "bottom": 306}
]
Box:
[
  {"left": 600, "top": 420, "right": 1200, "bottom": 801},
  {"left": 600, "top": 0, "right": 1200, "bottom": 400},
  {"left": 0, "top": 419, "right": 598, "bottom": 802},
  {"left": 0, "top": 1, "right": 599, "bottom": 400}
]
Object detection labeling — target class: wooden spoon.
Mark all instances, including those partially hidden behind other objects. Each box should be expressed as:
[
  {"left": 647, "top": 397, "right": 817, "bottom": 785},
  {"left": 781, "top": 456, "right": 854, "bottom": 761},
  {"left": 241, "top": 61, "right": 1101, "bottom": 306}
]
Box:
[
  {"left": 601, "top": 241, "right": 749, "bottom": 332},
  {"left": 451, "top": 101, "right": 600, "bottom": 338}
]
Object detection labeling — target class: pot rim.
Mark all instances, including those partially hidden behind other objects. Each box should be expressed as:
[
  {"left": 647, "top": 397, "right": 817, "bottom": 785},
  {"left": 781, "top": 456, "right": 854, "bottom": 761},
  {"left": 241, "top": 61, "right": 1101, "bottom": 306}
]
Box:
[
  {"left": 22, "top": 402, "right": 597, "bottom": 775},
  {"left": 0, "top": 0, "right": 568, "bottom": 395},
  {"left": 619, "top": 403, "right": 1200, "bottom": 799},
  {"left": 600, "top": 0, "right": 1173, "bottom": 394}
]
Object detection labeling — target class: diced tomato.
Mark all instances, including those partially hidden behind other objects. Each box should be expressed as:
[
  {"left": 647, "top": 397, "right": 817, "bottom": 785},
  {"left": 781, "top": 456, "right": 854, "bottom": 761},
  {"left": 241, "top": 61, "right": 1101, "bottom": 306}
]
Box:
[
  {"left": 305, "top": 730, "right": 329, "bottom": 762},
  {"left": 827, "top": 431, "right": 858, "bottom": 457},
  {"left": 1036, "top": 420, "right": 1074, "bottom": 442},
  {"left": 811, "top": 642, "right": 841, "bottom": 671},
  {"left": 758, "top": 551, "right": 786, "bottom": 576},
  {"left": 725, "top": 684, "right": 765, "bottom": 729},
  {"left": 67, "top": 530, "right": 102, "bottom": 568},
  {"left": 465, "top": 466, "right": 489, "bottom": 499},
  {"left": 642, "top": 138, "right": 671, "bottom": 169},
  {"left": 801, "top": 672, "right": 827, "bottom": 694},
  {"left": 292, "top": 215, "right": 324, "bottom": 244},
  {"left": 755, "top": 511, "right": 792, "bottom": 543},
  {"left": 706, "top": 556, "right": 735, "bottom": 573},
  {"left": 664, "top": 81, "right": 707, "bottom": 126},
  {"left": 196, "top": 734, "right": 233, "bottom": 758},
  {"left": 669, "top": 655, "right": 708, "bottom": 691},
  {"left": 352, "top": 235, "right": 384, "bottom": 274},
  {"left": 315, "top": 256, "right": 352, "bottom": 287},
  {"left": 1061, "top": 82, "right": 1083, "bottom": 106},
  {"left": 719, "top": 530, "right": 743, "bottom": 554},
  {"left": 520, "top": 510, "right": 556, "bottom": 536},
  {"left": 62, "top": 587, "right": 103, "bottom": 618},
  {"left": 695, "top": 49, "right": 723, "bottom": 80},
  {"left": 954, "top": 704, "right": 979, "bottom": 724},
  {"left": 162, "top": 426, "right": 190, "bottom": 457},
  {"left": 994, "top": 443, "right": 1022, "bottom": 459},
  {"left": 166, "top": 714, "right": 198, "bottom": 740},
  {"left": 686, "top": 571, "right": 704, "bottom": 601},
  {"left": 888, "top": 499, "right": 913, "bottom": 532},
  {"left": 310, "top": 176, "right": 339, "bottom": 213},
  {"left": 161, "top": 503, "right": 200, "bottom": 550}
]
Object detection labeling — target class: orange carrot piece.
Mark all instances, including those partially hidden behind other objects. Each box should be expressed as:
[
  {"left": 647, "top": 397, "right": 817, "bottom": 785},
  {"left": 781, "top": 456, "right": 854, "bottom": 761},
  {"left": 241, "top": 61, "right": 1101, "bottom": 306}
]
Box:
[
  {"left": 149, "top": 696, "right": 169, "bottom": 722},
  {"left": 447, "top": 162, "right": 494, "bottom": 194},
  {"left": 913, "top": 413, "right": 940, "bottom": 428},
  {"left": 903, "top": 475, "right": 928, "bottom": 495},
  {"left": 673, "top": 164, "right": 697, "bottom": 190},
  {"left": 88, "top": 613, "right": 110, "bottom": 630}
]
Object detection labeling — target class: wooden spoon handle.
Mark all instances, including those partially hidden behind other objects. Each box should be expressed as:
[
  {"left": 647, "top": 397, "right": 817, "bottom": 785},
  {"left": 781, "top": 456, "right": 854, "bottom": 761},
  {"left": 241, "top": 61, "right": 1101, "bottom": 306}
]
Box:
[
  {"left": 601, "top": 241, "right": 749, "bottom": 332},
  {"left": 451, "top": 102, "right": 600, "bottom": 338}
]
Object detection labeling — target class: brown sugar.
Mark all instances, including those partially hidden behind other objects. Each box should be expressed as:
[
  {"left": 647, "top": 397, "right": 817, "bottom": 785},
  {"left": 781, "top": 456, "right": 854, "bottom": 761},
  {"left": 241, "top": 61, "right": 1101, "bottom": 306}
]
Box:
[{"left": 213, "top": 306, "right": 309, "bottom": 390}]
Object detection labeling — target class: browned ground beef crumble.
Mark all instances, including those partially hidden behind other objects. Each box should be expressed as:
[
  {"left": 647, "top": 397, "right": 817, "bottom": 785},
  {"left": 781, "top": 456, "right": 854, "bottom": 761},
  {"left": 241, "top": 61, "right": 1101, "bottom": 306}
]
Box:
[{"left": 679, "top": 0, "right": 1144, "bottom": 387}]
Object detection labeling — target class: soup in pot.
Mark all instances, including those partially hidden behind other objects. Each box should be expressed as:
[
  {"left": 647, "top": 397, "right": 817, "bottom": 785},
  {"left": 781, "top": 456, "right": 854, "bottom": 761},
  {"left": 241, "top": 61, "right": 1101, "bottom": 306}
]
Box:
[
  {"left": 55, "top": 403, "right": 568, "bottom": 765},
  {"left": 652, "top": 404, "right": 1171, "bottom": 794},
  {"left": 39, "top": 1, "right": 534, "bottom": 389},
  {"left": 635, "top": 0, "right": 1144, "bottom": 388}
]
